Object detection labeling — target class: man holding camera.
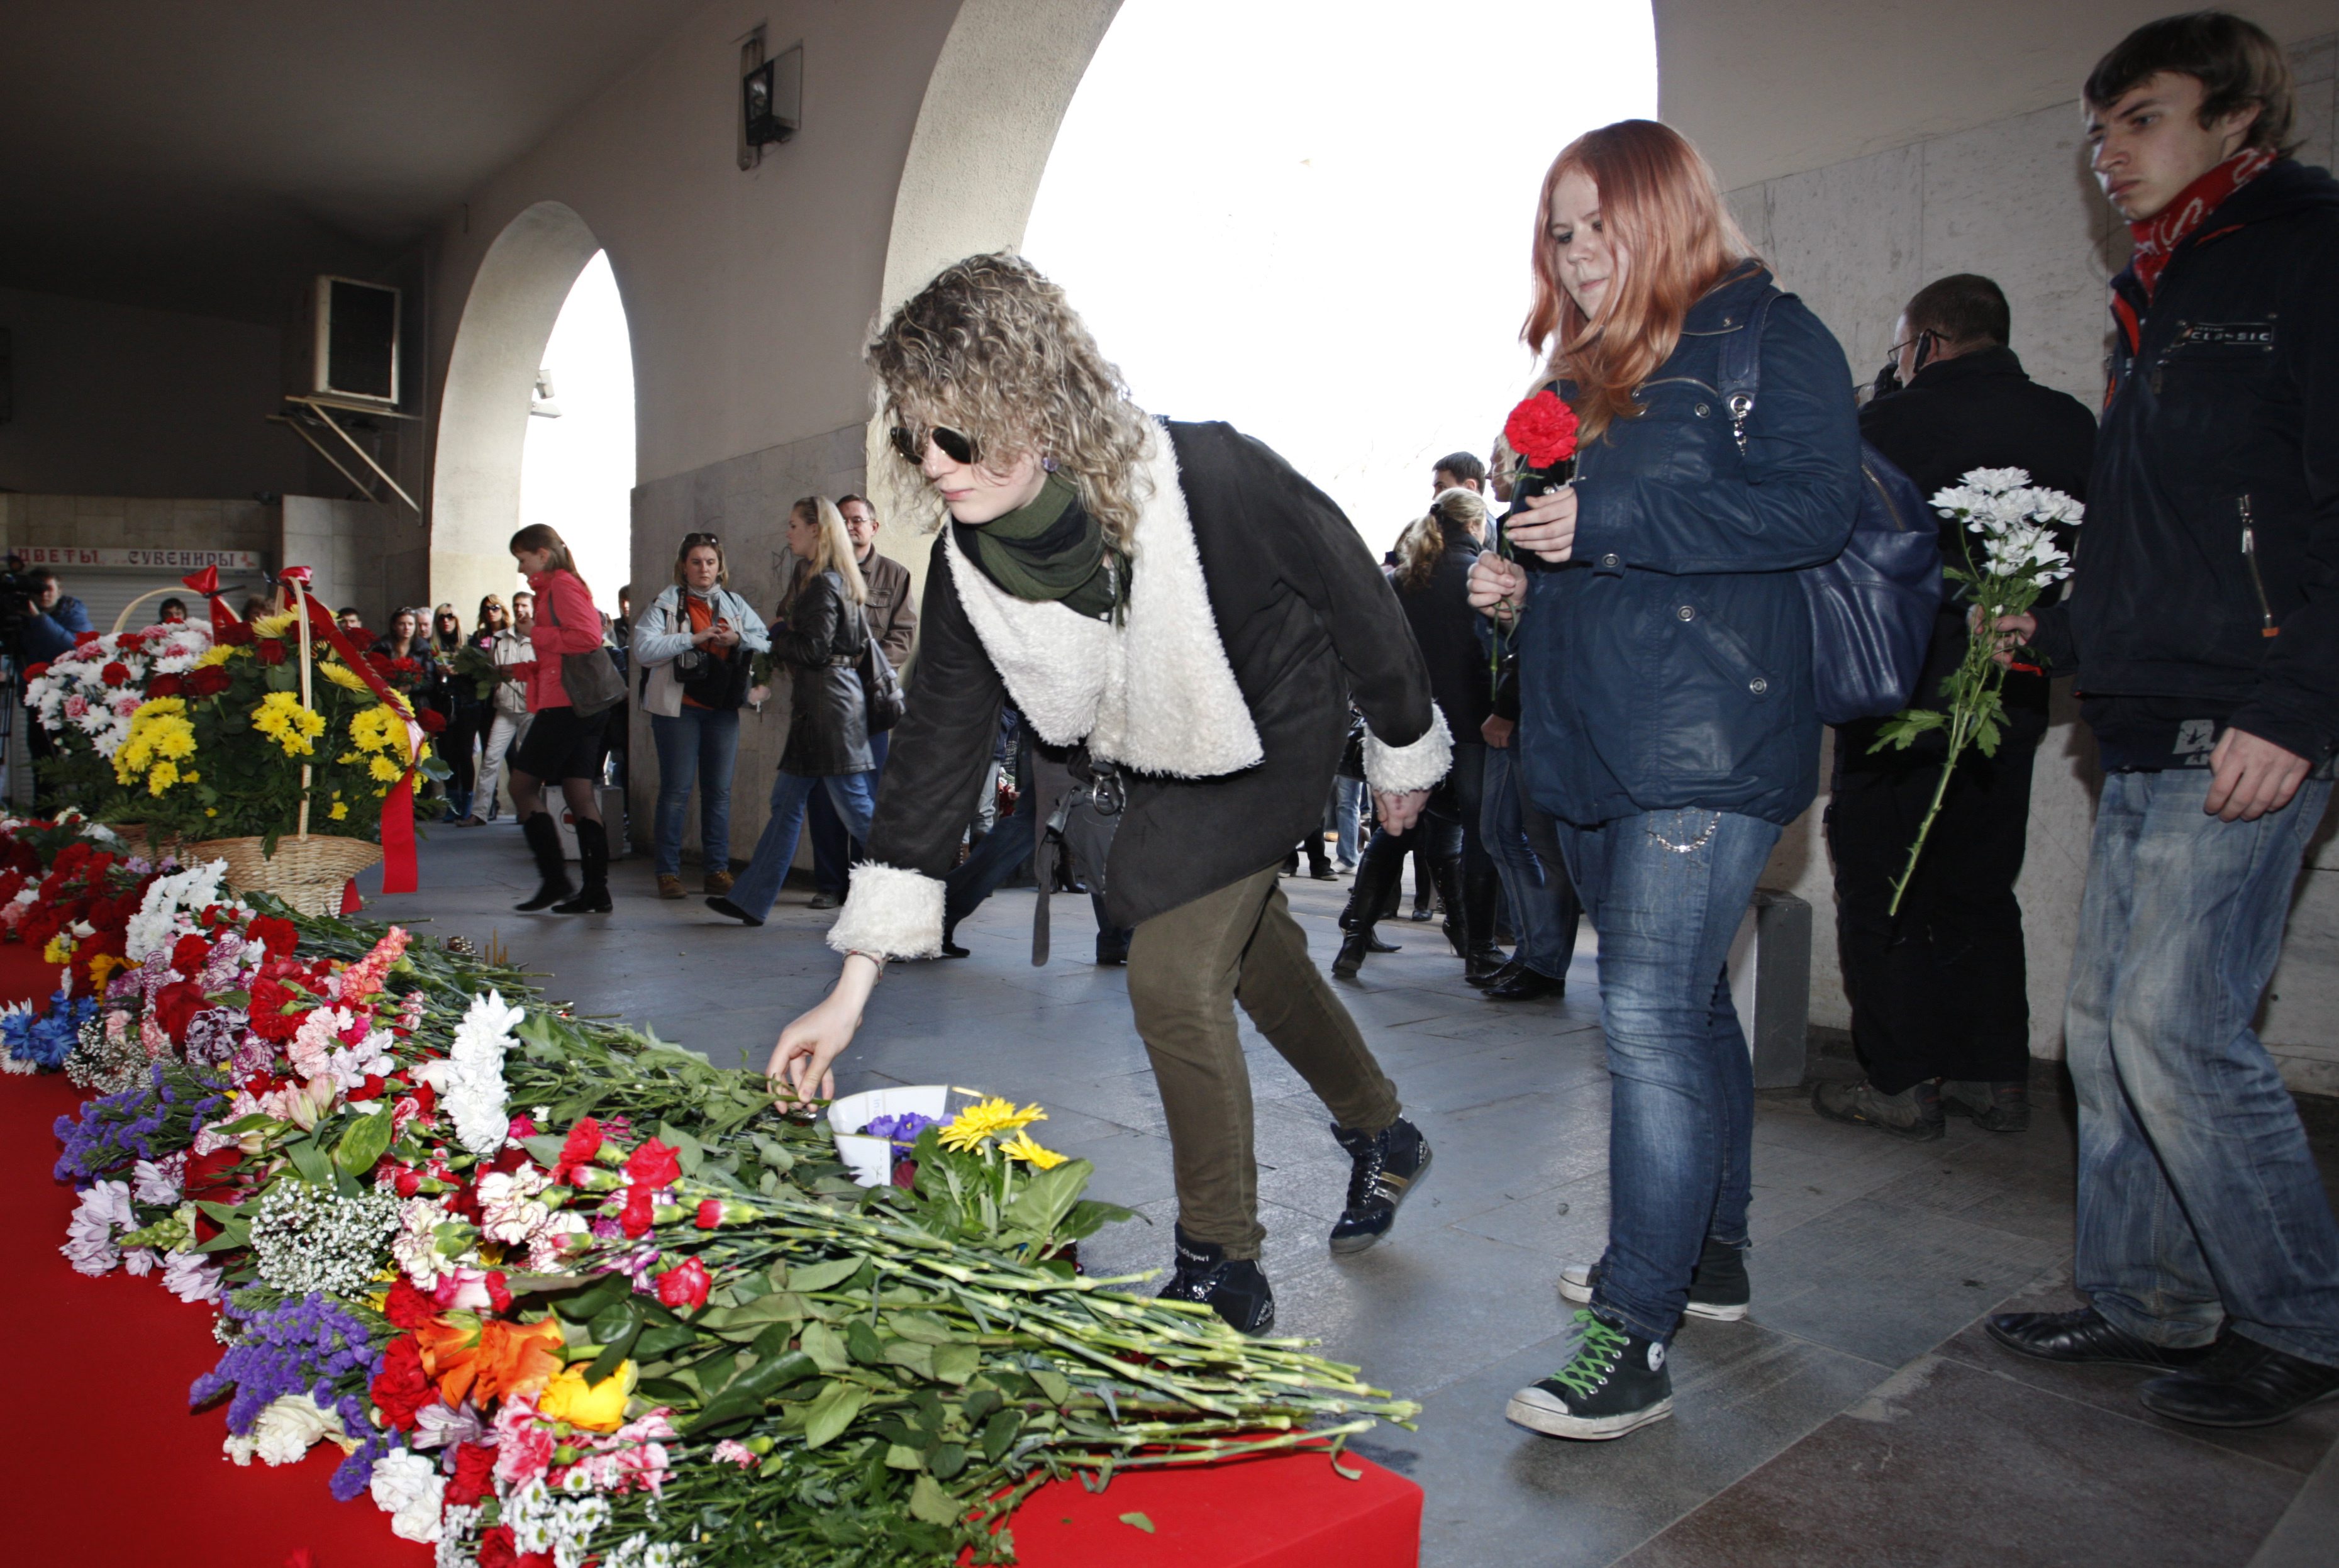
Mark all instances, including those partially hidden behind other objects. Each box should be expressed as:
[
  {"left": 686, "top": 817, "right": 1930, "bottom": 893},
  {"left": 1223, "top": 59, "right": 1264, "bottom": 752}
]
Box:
[{"left": 10, "top": 567, "right": 92, "bottom": 806}]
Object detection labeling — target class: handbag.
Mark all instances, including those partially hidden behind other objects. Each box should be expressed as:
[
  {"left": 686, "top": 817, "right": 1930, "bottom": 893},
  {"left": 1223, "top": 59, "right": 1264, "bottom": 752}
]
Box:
[
  {"left": 858, "top": 621, "right": 905, "bottom": 733},
  {"left": 672, "top": 595, "right": 752, "bottom": 711},
  {"left": 540, "top": 581, "right": 625, "bottom": 718},
  {"left": 1714, "top": 286, "right": 1942, "bottom": 725}
]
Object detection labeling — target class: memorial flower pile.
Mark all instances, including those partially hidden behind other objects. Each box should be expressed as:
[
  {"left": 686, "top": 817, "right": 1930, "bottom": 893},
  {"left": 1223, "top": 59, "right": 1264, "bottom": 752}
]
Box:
[{"left": 15, "top": 824, "right": 1418, "bottom": 1567}]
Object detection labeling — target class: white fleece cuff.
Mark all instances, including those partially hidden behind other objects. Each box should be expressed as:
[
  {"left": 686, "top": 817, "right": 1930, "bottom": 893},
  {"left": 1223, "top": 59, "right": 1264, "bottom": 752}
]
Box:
[
  {"left": 1362, "top": 704, "right": 1453, "bottom": 795},
  {"left": 826, "top": 862, "right": 946, "bottom": 960}
]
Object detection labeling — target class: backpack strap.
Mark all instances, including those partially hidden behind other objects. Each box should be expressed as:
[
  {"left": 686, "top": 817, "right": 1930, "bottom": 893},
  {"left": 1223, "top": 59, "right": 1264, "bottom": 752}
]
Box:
[{"left": 1713, "top": 281, "right": 1782, "bottom": 458}]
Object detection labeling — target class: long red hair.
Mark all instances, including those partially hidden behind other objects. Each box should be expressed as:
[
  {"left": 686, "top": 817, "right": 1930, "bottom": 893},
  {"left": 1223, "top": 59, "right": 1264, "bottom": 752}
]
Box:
[{"left": 1521, "top": 120, "right": 1751, "bottom": 439}]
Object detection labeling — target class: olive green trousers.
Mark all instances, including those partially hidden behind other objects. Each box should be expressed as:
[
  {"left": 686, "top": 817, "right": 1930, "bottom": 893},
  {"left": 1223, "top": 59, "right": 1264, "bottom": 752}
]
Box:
[{"left": 1125, "top": 863, "right": 1402, "bottom": 1259}]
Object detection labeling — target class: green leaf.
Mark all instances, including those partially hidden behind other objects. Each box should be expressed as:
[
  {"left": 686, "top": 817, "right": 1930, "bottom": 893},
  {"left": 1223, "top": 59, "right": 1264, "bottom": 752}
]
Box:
[
  {"left": 1001, "top": 1159, "right": 1093, "bottom": 1241},
  {"left": 677, "top": 1349, "right": 819, "bottom": 1436},
  {"left": 194, "top": 1218, "right": 250, "bottom": 1254},
  {"left": 802, "top": 1379, "right": 869, "bottom": 1450},
  {"left": 844, "top": 1320, "right": 886, "bottom": 1365},
  {"left": 786, "top": 1257, "right": 862, "bottom": 1294},
  {"left": 884, "top": 1311, "right": 957, "bottom": 1345},
  {"left": 907, "top": 1473, "right": 960, "bottom": 1526},
  {"left": 285, "top": 1140, "right": 333, "bottom": 1187},
  {"left": 711, "top": 1293, "right": 802, "bottom": 1342},
  {"left": 882, "top": 1340, "right": 936, "bottom": 1379},
  {"left": 632, "top": 1323, "right": 699, "bottom": 1361},
  {"left": 653, "top": 1120, "right": 705, "bottom": 1176},
  {"left": 929, "top": 1442, "right": 969, "bottom": 1481},
  {"left": 1119, "top": 1512, "right": 1156, "bottom": 1534},
  {"left": 931, "top": 1342, "right": 981, "bottom": 1386},
  {"left": 884, "top": 1442, "right": 926, "bottom": 1471},
  {"left": 333, "top": 1105, "right": 394, "bottom": 1176},
  {"left": 1031, "top": 1367, "right": 1072, "bottom": 1406},
  {"left": 586, "top": 1318, "right": 644, "bottom": 1384},
  {"left": 798, "top": 1321, "right": 851, "bottom": 1374}
]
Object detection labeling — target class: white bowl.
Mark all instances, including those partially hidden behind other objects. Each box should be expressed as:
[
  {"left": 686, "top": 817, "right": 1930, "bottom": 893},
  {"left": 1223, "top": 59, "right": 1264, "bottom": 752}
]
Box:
[{"left": 827, "top": 1084, "right": 953, "bottom": 1187}]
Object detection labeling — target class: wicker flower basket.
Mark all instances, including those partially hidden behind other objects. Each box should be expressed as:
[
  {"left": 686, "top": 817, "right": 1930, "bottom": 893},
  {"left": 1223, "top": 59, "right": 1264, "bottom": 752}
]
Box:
[{"left": 183, "top": 834, "right": 384, "bottom": 917}]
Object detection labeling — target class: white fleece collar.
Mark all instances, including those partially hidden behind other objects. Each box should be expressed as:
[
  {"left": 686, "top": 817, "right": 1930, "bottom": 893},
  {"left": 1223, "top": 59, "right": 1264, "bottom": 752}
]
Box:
[{"left": 942, "top": 428, "right": 1264, "bottom": 779}]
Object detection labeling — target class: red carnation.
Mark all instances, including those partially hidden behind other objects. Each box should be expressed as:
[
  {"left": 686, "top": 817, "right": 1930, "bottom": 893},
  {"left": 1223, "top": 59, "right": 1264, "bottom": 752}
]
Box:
[
  {"left": 247, "top": 976, "right": 306, "bottom": 1041},
  {"left": 170, "top": 933, "right": 212, "bottom": 976},
  {"left": 74, "top": 630, "right": 101, "bottom": 648},
  {"left": 475, "top": 1525, "right": 552, "bottom": 1568},
  {"left": 655, "top": 1257, "right": 713, "bottom": 1311},
  {"left": 620, "top": 1186, "right": 655, "bottom": 1238},
  {"left": 418, "top": 708, "right": 447, "bottom": 735},
  {"left": 99, "top": 662, "right": 130, "bottom": 688},
  {"left": 447, "top": 1442, "right": 498, "bottom": 1508},
  {"left": 245, "top": 915, "right": 299, "bottom": 959},
  {"left": 554, "top": 1118, "right": 603, "bottom": 1184},
  {"left": 216, "top": 618, "right": 254, "bottom": 647},
  {"left": 624, "top": 1138, "right": 682, "bottom": 1191},
  {"left": 384, "top": 1276, "right": 438, "bottom": 1330},
  {"left": 368, "top": 1336, "right": 435, "bottom": 1431},
  {"left": 696, "top": 1199, "right": 724, "bottom": 1230},
  {"left": 22, "top": 663, "right": 48, "bottom": 681},
  {"left": 152, "top": 979, "right": 208, "bottom": 1039},
  {"left": 147, "top": 673, "right": 184, "bottom": 699},
  {"left": 1504, "top": 388, "right": 1581, "bottom": 470},
  {"left": 186, "top": 665, "right": 233, "bottom": 698},
  {"left": 485, "top": 1269, "right": 514, "bottom": 1313},
  {"left": 256, "top": 639, "right": 286, "bottom": 666}
]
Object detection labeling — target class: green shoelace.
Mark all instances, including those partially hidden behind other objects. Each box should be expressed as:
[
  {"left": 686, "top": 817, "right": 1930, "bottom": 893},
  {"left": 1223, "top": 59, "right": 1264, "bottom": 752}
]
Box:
[{"left": 1548, "top": 1309, "right": 1628, "bottom": 1399}]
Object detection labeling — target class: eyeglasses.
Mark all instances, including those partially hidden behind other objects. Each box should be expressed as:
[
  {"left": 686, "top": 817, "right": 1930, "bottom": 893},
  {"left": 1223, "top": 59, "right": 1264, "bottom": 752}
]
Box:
[{"left": 889, "top": 423, "right": 981, "bottom": 467}]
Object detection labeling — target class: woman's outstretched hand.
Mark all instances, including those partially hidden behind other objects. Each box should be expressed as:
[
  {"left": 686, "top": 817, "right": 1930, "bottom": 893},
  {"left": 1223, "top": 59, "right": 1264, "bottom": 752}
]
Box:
[
  {"left": 767, "top": 955, "right": 882, "bottom": 1105},
  {"left": 1468, "top": 553, "right": 1527, "bottom": 620}
]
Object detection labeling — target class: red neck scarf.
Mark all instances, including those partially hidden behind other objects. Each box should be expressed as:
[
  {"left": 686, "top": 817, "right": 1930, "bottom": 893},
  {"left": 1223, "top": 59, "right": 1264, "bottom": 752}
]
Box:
[{"left": 2126, "top": 145, "right": 2275, "bottom": 298}]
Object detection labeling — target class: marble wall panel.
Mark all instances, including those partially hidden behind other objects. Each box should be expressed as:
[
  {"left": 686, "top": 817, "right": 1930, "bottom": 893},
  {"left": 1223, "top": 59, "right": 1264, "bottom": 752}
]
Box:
[{"left": 1754, "top": 142, "right": 1924, "bottom": 378}]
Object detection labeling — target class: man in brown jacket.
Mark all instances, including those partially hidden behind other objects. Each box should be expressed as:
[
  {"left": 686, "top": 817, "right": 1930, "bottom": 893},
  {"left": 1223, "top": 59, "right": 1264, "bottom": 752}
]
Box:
[{"left": 805, "top": 492, "right": 917, "bottom": 906}]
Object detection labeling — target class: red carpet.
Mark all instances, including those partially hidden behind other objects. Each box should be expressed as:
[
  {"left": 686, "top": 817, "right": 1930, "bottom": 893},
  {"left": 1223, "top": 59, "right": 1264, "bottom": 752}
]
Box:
[{"left": 0, "top": 943, "right": 1420, "bottom": 1567}]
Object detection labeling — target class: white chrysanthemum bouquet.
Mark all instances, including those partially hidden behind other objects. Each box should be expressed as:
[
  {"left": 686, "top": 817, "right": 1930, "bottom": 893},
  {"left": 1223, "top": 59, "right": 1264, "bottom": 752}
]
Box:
[{"left": 1871, "top": 467, "right": 2084, "bottom": 913}]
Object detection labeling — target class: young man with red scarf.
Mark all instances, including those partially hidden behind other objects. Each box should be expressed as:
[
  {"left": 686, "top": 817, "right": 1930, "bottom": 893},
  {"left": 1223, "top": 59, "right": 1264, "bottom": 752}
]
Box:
[{"left": 1984, "top": 13, "right": 2339, "bottom": 1430}]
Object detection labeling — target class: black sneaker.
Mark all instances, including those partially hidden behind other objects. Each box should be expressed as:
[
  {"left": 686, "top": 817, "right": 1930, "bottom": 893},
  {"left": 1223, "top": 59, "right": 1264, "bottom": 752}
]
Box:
[
  {"left": 1506, "top": 1311, "right": 1674, "bottom": 1440},
  {"left": 1812, "top": 1078, "right": 1944, "bottom": 1141},
  {"left": 1328, "top": 1117, "right": 1431, "bottom": 1254},
  {"left": 1157, "top": 1226, "right": 1275, "bottom": 1334},
  {"left": 2138, "top": 1337, "right": 2339, "bottom": 1428},
  {"left": 1559, "top": 1237, "right": 1750, "bottom": 1323},
  {"left": 1943, "top": 1079, "right": 2031, "bottom": 1132}
]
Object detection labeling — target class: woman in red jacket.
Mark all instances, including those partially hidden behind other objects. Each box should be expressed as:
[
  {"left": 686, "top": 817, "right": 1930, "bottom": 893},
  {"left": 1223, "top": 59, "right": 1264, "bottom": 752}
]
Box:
[{"left": 506, "top": 524, "right": 614, "bottom": 913}]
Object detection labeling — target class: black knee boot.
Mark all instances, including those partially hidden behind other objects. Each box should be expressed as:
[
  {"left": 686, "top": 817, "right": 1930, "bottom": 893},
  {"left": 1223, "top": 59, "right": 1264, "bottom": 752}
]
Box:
[
  {"left": 553, "top": 818, "right": 612, "bottom": 914},
  {"left": 516, "top": 812, "right": 574, "bottom": 911},
  {"left": 1335, "top": 834, "right": 1408, "bottom": 977},
  {"left": 1433, "top": 848, "right": 1503, "bottom": 981}
]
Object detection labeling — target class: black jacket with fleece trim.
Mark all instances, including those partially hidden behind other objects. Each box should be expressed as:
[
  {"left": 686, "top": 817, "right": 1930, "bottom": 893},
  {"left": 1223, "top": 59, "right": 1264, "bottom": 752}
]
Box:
[{"left": 2030, "top": 158, "right": 2339, "bottom": 765}]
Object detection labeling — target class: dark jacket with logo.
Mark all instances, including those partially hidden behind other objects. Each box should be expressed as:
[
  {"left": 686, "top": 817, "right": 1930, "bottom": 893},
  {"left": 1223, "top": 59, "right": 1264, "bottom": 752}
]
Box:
[
  {"left": 2030, "top": 158, "right": 2339, "bottom": 764},
  {"left": 1844, "top": 346, "right": 2096, "bottom": 761},
  {"left": 1516, "top": 264, "right": 1862, "bottom": 828}
]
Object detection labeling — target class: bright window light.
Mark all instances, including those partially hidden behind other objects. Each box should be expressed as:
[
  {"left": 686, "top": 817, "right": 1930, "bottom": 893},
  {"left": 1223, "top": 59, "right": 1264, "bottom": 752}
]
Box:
[
  {"left": 520, "top": 252, "right": 635, "bottom": 610},
  {"left": 1025, "top": 0, "right": 1658, "bottom": 554}
]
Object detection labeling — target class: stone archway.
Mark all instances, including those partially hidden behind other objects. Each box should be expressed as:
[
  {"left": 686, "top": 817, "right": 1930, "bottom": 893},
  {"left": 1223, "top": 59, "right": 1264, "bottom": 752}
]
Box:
[{"left": 428, "top": 200, "right": 606, "bottom": 618}]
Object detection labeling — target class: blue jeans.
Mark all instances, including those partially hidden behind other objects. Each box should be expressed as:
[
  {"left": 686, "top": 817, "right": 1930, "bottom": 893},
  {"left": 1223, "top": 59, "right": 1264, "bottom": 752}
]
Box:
[
  {"left": 1483, "top": 744, "right": 1582, "bottom": 978},
  {"left": 1557, "top": 807, "right": 1777, "bottom": 1343},
  {"left": 649, "top": 707, "right": 742, "bottom": 878},
  {"left": 2068, "top": 769, "right": 2339, "bottom": 1365},
  {"left": 727, "top": 769, "right": 879, "bottom": 921},
  {"left": 1327, "top": 777, "right": 1364, "bottom": 868},
  {"left": 809, "top": 728, "right": 889, "bottom": 896}
]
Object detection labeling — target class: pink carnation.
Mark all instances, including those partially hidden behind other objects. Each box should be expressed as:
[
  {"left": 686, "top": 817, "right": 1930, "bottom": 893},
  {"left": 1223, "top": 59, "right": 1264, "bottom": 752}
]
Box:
[{"left": 63, "top": 695, "right": 88, "bottom": 719}]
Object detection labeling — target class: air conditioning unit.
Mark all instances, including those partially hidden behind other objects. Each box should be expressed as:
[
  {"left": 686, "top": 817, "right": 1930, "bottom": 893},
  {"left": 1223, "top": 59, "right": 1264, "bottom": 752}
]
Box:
[{"left": 308, "top": 275, "right": 401, "bottom": 407}]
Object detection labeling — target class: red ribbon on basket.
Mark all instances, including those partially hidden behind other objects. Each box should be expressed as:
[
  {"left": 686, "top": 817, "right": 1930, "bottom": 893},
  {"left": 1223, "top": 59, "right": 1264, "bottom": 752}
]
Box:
[
  {"left": 180, "top": 566, "right": 240, "bottom": 640},
  {"left": 284, "top": 581, "right": 423, "bottom": 896}
]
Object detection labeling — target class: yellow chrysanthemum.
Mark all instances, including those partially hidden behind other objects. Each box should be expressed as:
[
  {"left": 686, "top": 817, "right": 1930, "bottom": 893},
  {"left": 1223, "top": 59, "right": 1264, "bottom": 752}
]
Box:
[
  {"left": 999, "top": 1130, "right": 1068, "bottom": 1170},
  {"left": 319, "top": 659, "right": 372, "bottom": 694},
  {"left": 114, "top": 701, "right": 195, "bottom": 781},
  {"left": 253, "top": 690, "right": 325, "bottom": 757},
  {"left": 368, "top": 753, "right": 403, "bottom": 783},
  {"left": 329, "top": 800, "right": 350, "bottom": 821},
  {"left": 348, "top": 703, "right": 408, "bottom": 757},
  {"left": 938, "top": 1098, "right": 1047, "bottom": 1152},
  {"left": 194, "top": 644, "right": 236, "bottom": 669},
  {"left": 147, "top": 760, "right": 180, "bottom": 795}
]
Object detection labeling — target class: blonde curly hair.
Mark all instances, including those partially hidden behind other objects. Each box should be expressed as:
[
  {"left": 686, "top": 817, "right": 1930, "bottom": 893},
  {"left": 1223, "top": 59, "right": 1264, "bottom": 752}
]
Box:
[{"left": 867, "top": 253, "right": 1153, "bottom": 553}]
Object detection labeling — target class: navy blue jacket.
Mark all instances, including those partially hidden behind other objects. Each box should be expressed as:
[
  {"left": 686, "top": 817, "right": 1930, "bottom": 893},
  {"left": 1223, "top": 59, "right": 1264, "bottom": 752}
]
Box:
[
  {"left": 17, "top": 596, "right": 92, "bottom": 664},
  {"left": 1517, "top": 264, "right": 1862, "bottom": 827},
  {"left": 2030, "top": 159, "right": 2339, "bottom": 764}
]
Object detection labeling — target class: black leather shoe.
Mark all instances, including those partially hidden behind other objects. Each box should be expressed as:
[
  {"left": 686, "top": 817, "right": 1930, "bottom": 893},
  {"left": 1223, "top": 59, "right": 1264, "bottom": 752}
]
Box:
[
  {"left": 940, "top": 940, "right": 970, "bottom": 959},
  {"left": 1328, "top": 1117, "right": 1431, "bottom": 1254},
  {"left": 1985, "top": 1306, "right": 2218, "bottom": 1371},
  {"left": 1157, "top": 1226, "right": 1275, "bottom": 1334},
  {"left": 704, "top": 896, "right": 764, "bottom": 928},
  {"left": 1470, "top": 957, "right": 1524, "bottom": 991},
  {"left": 1331, "top": 928, "right": 1372, "bottom": 979},
  {"left": 1487, "top": 965, "right": 1567, "bottom": 1002},
  {"left": 2138, "top": 1336, "right": 2339, "bottom": 1428}
]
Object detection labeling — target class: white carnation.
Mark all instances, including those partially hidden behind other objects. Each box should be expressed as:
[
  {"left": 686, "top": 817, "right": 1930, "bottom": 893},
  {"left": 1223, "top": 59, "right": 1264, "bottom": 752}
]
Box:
[
  {"left": 125, "top": 860, "right": 235, "bottom": 962},
  {"left": 370, "top": 1447, "right": 447, "bottom": 1544},
  {"left": 414, "top": 991, "right": 525, "bottom": 1156},
  {"left": 250, "top": 1391, "right": 345, "bottom": 1465}
]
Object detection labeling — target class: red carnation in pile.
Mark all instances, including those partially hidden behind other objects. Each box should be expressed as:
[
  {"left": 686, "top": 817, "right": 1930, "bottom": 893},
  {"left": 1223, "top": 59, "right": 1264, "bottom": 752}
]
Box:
[
  {"left": 255, "top": 639, "right": 286, "bottom": 666},
  {"left": 147, "top": 673, "right": 184, "bottom": 699},
  {"left": 1504, "top": 388, "right": 1581, "bottom": 470},
  {"left": 99, "top": 662, "right": 130, "bottom": 688},
  {"left": 186, "top": 666, "right": 233, "bottom": 698}
]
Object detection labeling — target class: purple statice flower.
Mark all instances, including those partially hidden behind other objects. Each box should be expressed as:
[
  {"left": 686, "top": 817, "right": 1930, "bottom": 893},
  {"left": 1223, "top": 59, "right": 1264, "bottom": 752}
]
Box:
[
  {"left": 54, "top": 1064, "right": 228, "bottom": 1187},
  {"left": 861, "top": 1111, "right": 940, "bottom": 1149},
  {"left": 191, "top": 1291, "right": 389, "bottom": 1456}
]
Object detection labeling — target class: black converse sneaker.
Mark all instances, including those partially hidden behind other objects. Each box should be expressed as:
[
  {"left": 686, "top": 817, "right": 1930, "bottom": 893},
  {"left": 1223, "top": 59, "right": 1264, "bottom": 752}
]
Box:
[
  {"left": 1559, "top": 1237, "right": 1751, "bottom": 1322},
  {"left": 1157, "top": 1225, "right": 1276, "bottom": 1334},
  {"left": 1506, "top": 1310, "right": 1674, "bottom": 1440},
  {"left": 1328, "top": 1118, "right": 1432, "bottom": 1254}
]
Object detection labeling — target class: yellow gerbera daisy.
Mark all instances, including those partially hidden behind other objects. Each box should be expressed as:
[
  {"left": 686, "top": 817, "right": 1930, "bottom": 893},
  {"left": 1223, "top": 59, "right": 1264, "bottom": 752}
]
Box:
[
  {"left": 194, "top": 644, "right": 236, "bottom": 669},
  {"left": 938, "top": 1098, "right": 1047, "bottom": 1152},
  {"left": 999, "top": 1130, "right": 1067, "bottom": 1170},
  {"left": 319, "top": 659, "right": 372, "bottom": 694}
]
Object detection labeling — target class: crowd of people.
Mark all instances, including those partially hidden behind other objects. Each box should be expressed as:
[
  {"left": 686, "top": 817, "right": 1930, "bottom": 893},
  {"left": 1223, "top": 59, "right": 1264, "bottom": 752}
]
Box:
[{"left": 321, "top": 9, "right": 2339, "bottom": 1447}]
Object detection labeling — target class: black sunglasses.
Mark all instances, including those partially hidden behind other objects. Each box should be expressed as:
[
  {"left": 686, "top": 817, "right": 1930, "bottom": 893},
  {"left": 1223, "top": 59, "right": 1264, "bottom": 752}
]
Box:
[
  {"left": 681, "top": 531, "right": 722, "bottom": 548},
  {"left": 889, "top": 423, "right": 981, "bottom": 467}
]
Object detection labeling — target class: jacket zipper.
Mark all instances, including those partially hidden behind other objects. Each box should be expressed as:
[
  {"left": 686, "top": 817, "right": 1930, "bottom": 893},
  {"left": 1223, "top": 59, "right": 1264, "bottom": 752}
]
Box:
[{"left": 2240, "top": 496, "right": 2279, "bottom": 638}]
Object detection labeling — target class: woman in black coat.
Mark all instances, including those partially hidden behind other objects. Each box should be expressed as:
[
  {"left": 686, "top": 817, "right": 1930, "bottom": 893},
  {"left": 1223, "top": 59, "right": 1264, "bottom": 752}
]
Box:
[
  {"left": 768, "top": 253, "right": 1449, "bottom": 1333},
  {"left": 708, "top": 496, "right": 877, "bottom": 927},
  {"left": 1336, "top": 486, "right": 1503, "bottom": 980}
]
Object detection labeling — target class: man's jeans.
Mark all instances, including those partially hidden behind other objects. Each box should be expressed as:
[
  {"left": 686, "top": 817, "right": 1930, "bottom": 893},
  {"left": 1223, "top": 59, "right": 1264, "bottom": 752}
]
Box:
[
  {"left": 1483, "top": 744, "right": 1583, "bottom": 979},
  {"left": 1557, "top": 808, "right": 1777, "bottom": 1343},
  {"left": 809, "top": 728, "right": 889, "bottom": 896},
  {"left": 727, "top": 769, "right": 879, "bottom": 922},
  {"left": 1328, "top": 777, "right": 1363, "bottom": 869},
  {"left": 2069, "top": 769, "right": 2339, "bottom": 1365},
  {"left": 648, "top": 707, "right": 742, "bottom": 878}
]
